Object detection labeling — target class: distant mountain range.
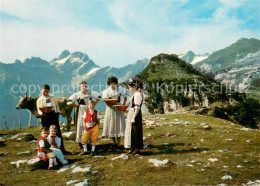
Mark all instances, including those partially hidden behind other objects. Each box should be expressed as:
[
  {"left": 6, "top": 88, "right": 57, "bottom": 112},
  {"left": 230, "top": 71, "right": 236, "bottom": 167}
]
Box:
[
  {"left": 0, "top": 52, "right": 148, "bottom": 128},
  {"left": 193, "top": 38, "right": 260, "bottom": 99}
]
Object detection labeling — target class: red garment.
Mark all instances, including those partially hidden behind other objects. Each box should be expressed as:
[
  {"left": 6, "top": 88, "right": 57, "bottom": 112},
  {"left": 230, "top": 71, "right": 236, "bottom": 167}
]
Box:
[
  {"left": 84, "top": 110, "right": 98, "bottom": 130},
  {"left": 37, "top": 136, "right": 49, "bottom": 161},
  {"left": 51, "top": 136, "right": 55, "bottom": 146}
]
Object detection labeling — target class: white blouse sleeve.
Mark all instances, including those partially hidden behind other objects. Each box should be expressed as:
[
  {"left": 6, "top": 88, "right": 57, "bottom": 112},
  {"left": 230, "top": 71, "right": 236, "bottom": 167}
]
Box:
[
  {"left": 102, "top": 89, "right": 109, "bottom": 99},
  {"left": 82, "top": 111, "right": 86, "bottom": 120},
  {"left": 134, "top": 92, "right": 143, "bottom": 109},
  {"left": 97, "top": 111, "right": 101, "bottom": 119},
  {"left": 91, "top": 91, "right": 101, "bottom": 99},
  {"left": 69, "top": 93, "right": 78, "bottom": 103},
  {"left": 39, "top": 140, "right": 45, "bottom": 148}
]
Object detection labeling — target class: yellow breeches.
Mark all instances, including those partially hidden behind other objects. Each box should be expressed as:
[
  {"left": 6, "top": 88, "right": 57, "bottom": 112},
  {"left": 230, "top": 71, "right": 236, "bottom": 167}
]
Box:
[{"left": 81, "top": 124, "right": 99, "bottom": 145}]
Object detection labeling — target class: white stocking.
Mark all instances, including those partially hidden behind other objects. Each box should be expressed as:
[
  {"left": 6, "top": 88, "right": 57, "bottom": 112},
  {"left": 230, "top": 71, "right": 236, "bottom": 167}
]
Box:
[
  {"left": 53, "top": 157, "right": 58, "bottom": 166},
  {"left": 49, "top": 158, "right": 54, "bottom": 167}
]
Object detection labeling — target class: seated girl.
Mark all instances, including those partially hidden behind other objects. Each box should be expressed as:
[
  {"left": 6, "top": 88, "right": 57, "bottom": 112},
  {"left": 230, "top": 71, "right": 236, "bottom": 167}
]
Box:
[{"left": 47, "top": 125, "right": 68, "bottom": 165}]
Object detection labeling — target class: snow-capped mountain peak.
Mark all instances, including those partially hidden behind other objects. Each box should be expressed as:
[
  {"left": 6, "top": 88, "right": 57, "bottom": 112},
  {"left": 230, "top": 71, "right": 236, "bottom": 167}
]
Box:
[{"left": 179, "top": 51, "right": 209, "bottom": 64}]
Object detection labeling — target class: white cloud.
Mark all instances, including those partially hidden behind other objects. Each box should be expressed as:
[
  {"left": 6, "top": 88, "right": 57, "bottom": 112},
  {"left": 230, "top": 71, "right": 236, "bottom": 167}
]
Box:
[
  {"left": 0, "top": 0, "right": 259, "bottom": 67},
  {"left": 212, "top": 0, "right": 244, "bottom": 21},
  {"left": 1, "top": 21, "right": 165, "bottom": 66},
  {"left": 0, "top": 0, "right": 73, "bottom": 23}
]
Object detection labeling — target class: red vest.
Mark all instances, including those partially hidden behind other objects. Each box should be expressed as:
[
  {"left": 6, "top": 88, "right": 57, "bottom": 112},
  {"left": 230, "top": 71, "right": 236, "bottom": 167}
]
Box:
[
  {"left": 84, "top": 109, "right": 98, "bottom": 130},
  {"left": 37, "top": 136, "right": 49, "bottom": 161}
]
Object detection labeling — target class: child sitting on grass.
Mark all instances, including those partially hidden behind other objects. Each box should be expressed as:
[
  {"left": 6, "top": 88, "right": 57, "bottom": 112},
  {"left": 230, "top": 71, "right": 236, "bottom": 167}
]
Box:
[
  {"left": 37, "top": 127, "right": 57, "bottom": 170},
  {"left": 80, "top": 99, "right": 100, "bottom": 156},
  {"left": 47, "top": 125, "right": 68, "bottom": 165}
]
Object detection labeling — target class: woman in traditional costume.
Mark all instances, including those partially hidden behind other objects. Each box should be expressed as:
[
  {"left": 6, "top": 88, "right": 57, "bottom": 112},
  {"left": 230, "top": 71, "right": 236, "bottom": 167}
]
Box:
[
  {"left": 102, "top": 76, "right": 127, "bottom": 148},
  {"left": 124, "top": 77, "right": 144, "bottom": 155}
]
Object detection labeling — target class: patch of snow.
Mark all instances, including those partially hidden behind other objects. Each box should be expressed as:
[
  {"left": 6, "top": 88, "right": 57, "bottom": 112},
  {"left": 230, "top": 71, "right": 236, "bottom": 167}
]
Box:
[
  {"left": 208, "top": 158, "right": 219, "bottom": 162},
  {"left": 17, "top": 151, "right": 31, "bottom": 155},
  {"left": 74, "top": 179, "right": 88, "bottom": 186},
  {"left": 106, "top": 67, "right": 112, "bottom": 72},
  {"left": 27, "top": 158, "right": 40, "bottom": 165},
  {"left": 57, "top": 163, "right": 76, "bottom": 173},
  {"left": 240, "top": 128, "right": 250, "bottom": 131},
  {"left": 221, "top": 175, "right": 233, "bottom": 180},
  {"left": 93, "top": 156, "right": 105, "bottom": 159},
  {"left": 191, "top": 56, "right": 208, "bottom": 65},
  {"left": 226, "top": 139, "right": 233, "bottom": 141},
  {"left": 62, "top": 131, "right": 76, "bottom": 138},
  {"left": 71, "top": 166, "right": 91, "bottom": 173},
  {"left": 10, "top": 159, "right": 28, "bottom": 168},
  {"left": 66, "top": 180, "right": 79, "bottom": 185},
  {"left": 55, "top": 55, "right": 71, "bottom": 64},
  {"left": 111, "top": 154, "right": 129, "bottom": 160},
  {"left": 148, "top": 159, "right": 171, "bottom": 167},
  {"left": 84, "top": 67, "right": 101, "bottom": 77}
]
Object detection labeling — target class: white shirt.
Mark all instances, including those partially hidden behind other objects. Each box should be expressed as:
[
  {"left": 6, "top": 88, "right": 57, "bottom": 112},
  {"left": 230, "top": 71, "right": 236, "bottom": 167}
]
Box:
[
  {"left": 129, "top": 91, "right": 143, "bottom": 110},
  {"left": 82, "top": 110, "right": 101, "bottom": 128},
  {"left": 68, "top": 91, "right": 101, "bottom": 105},
  {"left": 102, "top": 87, "right": 127, "bottom": 103},
  {"left": 82, "top": 110, "right": 101, "bottom": 120}
]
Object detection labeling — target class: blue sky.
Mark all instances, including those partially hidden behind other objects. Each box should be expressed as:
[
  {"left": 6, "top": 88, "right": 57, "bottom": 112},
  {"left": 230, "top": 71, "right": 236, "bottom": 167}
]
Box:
[{"left": 1, "top": 0, "right": 259, "bottom": 67}]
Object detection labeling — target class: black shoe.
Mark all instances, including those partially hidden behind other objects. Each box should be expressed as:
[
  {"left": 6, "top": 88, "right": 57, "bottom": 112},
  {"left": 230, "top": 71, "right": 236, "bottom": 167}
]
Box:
[
  {"left": 90, "top": 151, "right": 96, "bottom": 156},
  {"left": 112, "top": 144, "right": 118, "bottom": 151},
  {"left": 80, "top": 151, "right": 89, "bottom": 156},
  {"left": 116, "top": 145, "right": 122, "bottom": 150},
  {"left": 63, "top": 151, "right": 72, "bottom": 155},
  {"left": 53, "top": 165, "right": 60, "bottom": 170},
  {"left": 79, "top": 143, "right": 83, "bottom": 149},
  {"left": 127, "top": 149, "right": 134, "bottom": 154}
]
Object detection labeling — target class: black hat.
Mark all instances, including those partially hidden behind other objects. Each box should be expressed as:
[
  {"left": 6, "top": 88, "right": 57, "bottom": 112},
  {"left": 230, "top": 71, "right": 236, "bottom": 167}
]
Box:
[{"left": 128, "top": 77, "right": 143, "bottom": 89}]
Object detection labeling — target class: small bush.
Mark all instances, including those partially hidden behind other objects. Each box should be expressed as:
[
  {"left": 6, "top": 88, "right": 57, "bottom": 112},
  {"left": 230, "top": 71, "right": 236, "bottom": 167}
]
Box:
[{"left": 213, "top": 98, "right": 260, "bottom": 129}]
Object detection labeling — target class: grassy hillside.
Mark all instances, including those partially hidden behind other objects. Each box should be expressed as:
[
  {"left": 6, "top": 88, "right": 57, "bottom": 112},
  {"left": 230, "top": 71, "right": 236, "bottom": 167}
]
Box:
[
  {"left": 1, "top": 114, "right": 259, "bottom": 185},
  {"left": 137, "top": 53, "right": 234, "bottom": 114},
  {"left": 139, "top": 54, "right": 209, "bottom": 81}
]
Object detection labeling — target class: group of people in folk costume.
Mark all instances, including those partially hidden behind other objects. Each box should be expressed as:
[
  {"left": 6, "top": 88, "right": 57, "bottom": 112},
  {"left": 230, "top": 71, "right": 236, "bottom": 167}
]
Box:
[{"left": 36, "top": 76, "right": 144, "bottom": 169}]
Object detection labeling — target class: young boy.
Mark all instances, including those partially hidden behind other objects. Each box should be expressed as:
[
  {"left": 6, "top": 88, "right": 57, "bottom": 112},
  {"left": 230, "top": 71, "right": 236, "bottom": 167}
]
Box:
[
  {"left": 47, "top": 125, "right": 68, "bottom": 165},
  {"left": 37, "top": 127, "right": 58, "bottom": 170},
  {"left": 80, "top": 99, "right": 100, "bottom": 156}
]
